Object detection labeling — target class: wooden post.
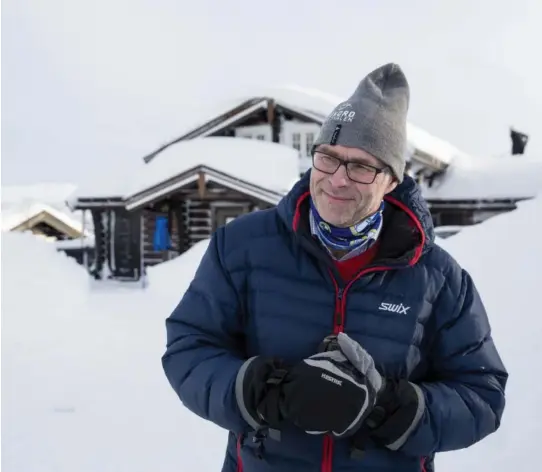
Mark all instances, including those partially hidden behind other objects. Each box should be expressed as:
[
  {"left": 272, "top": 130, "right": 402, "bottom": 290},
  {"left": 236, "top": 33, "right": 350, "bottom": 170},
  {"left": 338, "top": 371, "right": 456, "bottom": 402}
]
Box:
[
  {"left": 267, "top": 99, "right": 275, "bottom": 125},
  {"left": 82, "top": 209, "right": 88, "bottom": 270},
  {"left": 268, "top": 99, "right": 281, "bottom": 143},
  {"left": 197, "top": 171, "right": 206, "bottom": 199}
]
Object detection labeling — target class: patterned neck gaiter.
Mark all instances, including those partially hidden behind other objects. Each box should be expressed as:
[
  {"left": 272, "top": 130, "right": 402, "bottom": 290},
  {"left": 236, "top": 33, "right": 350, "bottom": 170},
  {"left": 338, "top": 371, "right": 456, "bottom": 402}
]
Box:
[{"left": 309, "top": 197, "right": 385, "bottom": 254}]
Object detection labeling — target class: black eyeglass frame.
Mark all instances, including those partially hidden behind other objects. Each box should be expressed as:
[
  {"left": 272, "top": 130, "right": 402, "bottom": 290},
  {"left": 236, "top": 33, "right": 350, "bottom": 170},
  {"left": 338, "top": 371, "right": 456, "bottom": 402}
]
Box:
[{"left": 311, "top": 150, "right": 391, "bottom": 184}]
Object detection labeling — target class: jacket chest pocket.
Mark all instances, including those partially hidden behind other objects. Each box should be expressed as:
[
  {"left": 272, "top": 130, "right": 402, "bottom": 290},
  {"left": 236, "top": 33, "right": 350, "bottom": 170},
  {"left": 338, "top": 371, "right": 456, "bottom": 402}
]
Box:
[{"left": 343, "top": 292, "right": 433, "bottom": 375}]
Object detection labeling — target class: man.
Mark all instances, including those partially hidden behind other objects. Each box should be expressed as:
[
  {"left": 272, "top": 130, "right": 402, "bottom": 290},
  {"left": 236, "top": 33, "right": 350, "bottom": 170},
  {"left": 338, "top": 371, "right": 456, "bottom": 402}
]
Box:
[{"left": 161, "top": 63, "right": 508, "bottom": 472}]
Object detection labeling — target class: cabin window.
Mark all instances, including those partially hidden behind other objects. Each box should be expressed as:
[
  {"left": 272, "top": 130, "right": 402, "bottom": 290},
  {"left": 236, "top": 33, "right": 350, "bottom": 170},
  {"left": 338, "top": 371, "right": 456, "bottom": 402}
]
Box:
[
  {"left": 306, "top": 132, "right": 315, "bottom": 155},
  {"left": 235, "top": 124, "right": 272, "bottom": 141},
  {"left": 292, "top": 133, "right": 301, "bottom": 152}
]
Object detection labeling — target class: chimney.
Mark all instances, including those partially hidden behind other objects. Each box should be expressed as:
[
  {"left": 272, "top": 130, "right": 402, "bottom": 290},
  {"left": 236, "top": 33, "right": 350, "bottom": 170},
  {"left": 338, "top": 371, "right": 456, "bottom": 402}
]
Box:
[{"left": 510, "top": 127, "right": 529, "bottom": 155}]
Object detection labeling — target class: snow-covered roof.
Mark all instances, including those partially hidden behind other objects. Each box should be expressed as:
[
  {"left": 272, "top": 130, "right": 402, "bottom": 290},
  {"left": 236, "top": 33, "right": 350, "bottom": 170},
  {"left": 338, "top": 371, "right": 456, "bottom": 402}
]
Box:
[
  {"left": 2, "top": 201, "right": 86, "bottom": 234},
  {"left": 163, "top": 84, "right": 463, "bottom": 166},
  {"left": 1, "top": 182, "right": 92, "bottom": 235},
  {"left": 73, "top": 137, "right": 300, "bottom": 203},
  {"left": 257, "top": 84, "right": 341, "bottom": 122},
  {"left": 129, "top": 136, "right": 298, "bottom": 196},
  {"left": 273, "top": 85, "right": 463, "bottom": 164},
  {"left": 422, "top": 154, "right": 542, "bottom": 200}
]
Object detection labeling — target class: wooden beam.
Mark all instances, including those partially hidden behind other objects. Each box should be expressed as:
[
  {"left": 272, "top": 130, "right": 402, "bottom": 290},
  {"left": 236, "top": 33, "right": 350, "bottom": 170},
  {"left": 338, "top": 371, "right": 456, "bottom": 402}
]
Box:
[
  {"left": 269, "top": 100, "right": 281, "bottom": 143},
  {"left": 267, "top": 99, "right": 275, "bottom": 124},
  {"left": 173, "top": 201, "right": 186, "bottom": 254},
  {"left": 181, "top": 191, "right": 264, "bottom": 203},
  {"left": 197, "top": 171, "right": 206, "bottom": 199}
]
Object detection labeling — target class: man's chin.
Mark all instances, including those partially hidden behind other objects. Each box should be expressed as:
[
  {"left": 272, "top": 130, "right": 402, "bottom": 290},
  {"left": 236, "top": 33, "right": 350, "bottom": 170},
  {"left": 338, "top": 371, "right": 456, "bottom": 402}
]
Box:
[{"left": 319, "top": 209, "right": 350, "bottom": 228}]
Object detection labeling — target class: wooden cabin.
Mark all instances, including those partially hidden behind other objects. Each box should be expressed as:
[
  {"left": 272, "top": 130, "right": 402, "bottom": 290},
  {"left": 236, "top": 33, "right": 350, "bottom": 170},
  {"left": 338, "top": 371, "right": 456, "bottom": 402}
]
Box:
[
  {"left": 68, "top": 86, "right": 538, "bottom": 278},
  {"left": 139, "top": 85, "right": 506, "bottom": 232},
  {"left": 68, "top": 137, "right": 298, "bottom": 281}
]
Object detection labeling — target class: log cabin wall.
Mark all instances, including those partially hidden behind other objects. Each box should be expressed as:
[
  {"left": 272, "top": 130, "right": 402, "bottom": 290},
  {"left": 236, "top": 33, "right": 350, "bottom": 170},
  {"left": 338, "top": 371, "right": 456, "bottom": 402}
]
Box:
[
  {"left": 110, "top": 207, "right": 143, "bottom": 280},
  {"left": 87, "top": 207, "right": 143, "bottom": 280},
  {"left": 139, "top": 182, "right": 273, "bottom": 269},
  {"left": 141, "top": 201, "right": 182, "bottom": 267},
  {"left": 177, "top": 184, "right": 262, "bottom": 248},
  {"left": 74, "top": 183, "right": 273, "bottom": 281},
  {"left": 185, "top": 198, "right": 212, "bottom": 248}
]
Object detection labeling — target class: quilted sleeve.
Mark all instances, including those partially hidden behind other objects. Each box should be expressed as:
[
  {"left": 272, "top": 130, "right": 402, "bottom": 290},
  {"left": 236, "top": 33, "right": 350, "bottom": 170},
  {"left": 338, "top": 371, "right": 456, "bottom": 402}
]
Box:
[
  {"left": 161, "top": 226, "right": 249, "bottom": 434},
  {"left": 395, "top": 266, "right": 508, "bottom": 456}
]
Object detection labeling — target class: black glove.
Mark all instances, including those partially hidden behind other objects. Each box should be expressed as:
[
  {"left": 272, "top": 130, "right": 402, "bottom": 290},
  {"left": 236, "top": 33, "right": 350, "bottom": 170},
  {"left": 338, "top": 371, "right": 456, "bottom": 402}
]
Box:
[
  {"left": 280, "top": 332, "right": 384, "bottom": 438},
  {"left": 235, "top": 356, "right": 289, "bottom": 431},
  {"left": 352, "top": 378, "right": 425, "bottom": 452}
]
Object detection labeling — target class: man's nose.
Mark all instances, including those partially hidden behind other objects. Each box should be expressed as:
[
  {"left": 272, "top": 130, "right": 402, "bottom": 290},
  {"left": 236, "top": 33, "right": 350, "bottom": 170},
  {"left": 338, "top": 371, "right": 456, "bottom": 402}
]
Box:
[{"left": 329, "top": 163, "right": 349, "bottom": 187}]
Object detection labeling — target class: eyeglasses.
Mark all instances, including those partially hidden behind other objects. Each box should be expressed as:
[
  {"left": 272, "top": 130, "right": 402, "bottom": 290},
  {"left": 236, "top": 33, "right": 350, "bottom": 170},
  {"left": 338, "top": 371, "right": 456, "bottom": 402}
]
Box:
[{"left": 312, "top": 151, "right": 390, "bottom": 184}]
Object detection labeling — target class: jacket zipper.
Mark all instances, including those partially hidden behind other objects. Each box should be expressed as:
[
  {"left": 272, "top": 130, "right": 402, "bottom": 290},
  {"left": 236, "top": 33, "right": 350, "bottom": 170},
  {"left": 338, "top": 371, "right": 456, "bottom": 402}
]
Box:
[
  {"left": 236, "top": 434, "right": 244, "bottom": 472},
  {"left": 420, "top": 456, "right": 427, "bottom": 472},
  {"left": 323, "top": 265, "right": 397, "bottom": 472},
  {"left": 333, "top": 287, "right": 344, "bottom": 334}
]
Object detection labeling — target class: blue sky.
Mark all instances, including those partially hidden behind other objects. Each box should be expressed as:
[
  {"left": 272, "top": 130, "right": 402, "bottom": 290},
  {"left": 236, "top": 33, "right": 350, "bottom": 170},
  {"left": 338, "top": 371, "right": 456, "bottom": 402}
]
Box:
[{"left": 2, "top": 0, "right": 541, "bottom": 187}]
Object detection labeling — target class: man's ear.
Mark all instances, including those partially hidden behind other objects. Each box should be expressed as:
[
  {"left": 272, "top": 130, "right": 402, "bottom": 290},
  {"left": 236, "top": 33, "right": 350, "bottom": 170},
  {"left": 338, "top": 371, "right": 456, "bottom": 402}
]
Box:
[{"left": 384, "top": 176, "right": 399, "bottom": 195}]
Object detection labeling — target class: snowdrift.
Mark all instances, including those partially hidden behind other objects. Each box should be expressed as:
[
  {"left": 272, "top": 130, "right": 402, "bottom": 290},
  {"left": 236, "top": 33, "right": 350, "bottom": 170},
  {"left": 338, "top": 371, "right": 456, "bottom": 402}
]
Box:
[
  {"left": 146, "top": 238, "right": 210, "bottom": 304},
  {"left": 436, "top": 196, "right": 542, "bottom": 471},
  {"left": 1, "top": 233, "right": 227, "bottom": 472}
]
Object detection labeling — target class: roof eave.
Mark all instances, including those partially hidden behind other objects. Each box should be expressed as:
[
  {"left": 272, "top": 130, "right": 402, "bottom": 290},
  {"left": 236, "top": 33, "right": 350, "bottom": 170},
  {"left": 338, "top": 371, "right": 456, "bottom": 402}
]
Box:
[
  {"left": 67, "top": 196, "right": 126, "bottom": 210},
  {"left": 125, "top": 164, "right": 284, "bottom": 211}
]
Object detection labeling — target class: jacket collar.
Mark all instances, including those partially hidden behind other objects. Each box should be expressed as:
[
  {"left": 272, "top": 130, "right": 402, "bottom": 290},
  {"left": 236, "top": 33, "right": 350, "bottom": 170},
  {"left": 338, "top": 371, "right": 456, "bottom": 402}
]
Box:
[{"left": 277, "top": 169, "right": 435, "bottom": 262}]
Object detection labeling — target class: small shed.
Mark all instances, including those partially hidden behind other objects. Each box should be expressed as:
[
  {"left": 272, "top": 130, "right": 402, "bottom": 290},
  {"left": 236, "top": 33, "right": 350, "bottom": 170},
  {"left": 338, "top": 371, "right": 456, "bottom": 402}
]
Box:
[{"left": 2, "top": 202, "right": 85, "bottom": 240}]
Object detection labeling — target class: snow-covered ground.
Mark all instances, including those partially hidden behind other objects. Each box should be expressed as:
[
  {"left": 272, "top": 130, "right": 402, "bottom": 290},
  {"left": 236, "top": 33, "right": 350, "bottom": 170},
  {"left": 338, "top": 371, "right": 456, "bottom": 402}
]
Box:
[
  {"left": 435, "top": 196, "right": 542, "bottom": 470},
  {"left": 1, "top": 232, "right": 227, "bottom": 472},
  {"left": 2, "top": 196, "right": 541, "bottom": 471}
]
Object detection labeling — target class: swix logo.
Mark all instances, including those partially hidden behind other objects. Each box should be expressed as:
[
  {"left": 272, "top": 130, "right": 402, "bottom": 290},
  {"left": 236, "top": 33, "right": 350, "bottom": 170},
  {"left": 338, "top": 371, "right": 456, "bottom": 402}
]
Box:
[
  {"left": 321, "top": 373, "right": 343, "bottom": 386},
  {"left": 379, "top": 302, "right": 410, "bottom": 314}
]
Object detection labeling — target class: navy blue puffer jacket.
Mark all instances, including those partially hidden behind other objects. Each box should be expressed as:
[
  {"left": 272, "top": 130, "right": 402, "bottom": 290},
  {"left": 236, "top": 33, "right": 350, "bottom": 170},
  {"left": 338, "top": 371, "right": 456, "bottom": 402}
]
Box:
[{"left": 162, "top": 171, "right": 508, "bottom": 472}]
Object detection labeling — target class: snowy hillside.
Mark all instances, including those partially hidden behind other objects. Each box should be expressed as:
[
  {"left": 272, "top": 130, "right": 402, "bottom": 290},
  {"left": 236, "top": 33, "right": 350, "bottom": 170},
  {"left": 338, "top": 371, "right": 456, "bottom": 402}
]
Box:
[{"left": 2, "top": 197, "right": 542, "bottom": 471}]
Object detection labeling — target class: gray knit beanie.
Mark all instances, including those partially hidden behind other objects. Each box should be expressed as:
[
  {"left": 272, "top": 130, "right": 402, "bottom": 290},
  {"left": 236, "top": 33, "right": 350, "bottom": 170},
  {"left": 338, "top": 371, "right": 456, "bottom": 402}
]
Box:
[{"left": 313, "top": 63, "right": 410, "bottom": 182}]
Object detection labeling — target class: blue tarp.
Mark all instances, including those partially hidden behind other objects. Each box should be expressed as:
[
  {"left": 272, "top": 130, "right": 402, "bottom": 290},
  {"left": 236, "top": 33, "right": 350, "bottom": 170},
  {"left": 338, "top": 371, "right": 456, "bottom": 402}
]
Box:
[{"left": 153, "top": 216, "right": 171, "bottom": 251}]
